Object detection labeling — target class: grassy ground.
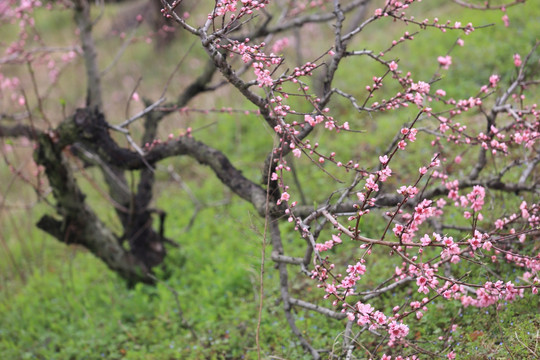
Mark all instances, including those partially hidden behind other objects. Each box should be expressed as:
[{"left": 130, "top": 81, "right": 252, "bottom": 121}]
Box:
[{"left": 1, "top": 1, "right": 539, "bottom": 359}]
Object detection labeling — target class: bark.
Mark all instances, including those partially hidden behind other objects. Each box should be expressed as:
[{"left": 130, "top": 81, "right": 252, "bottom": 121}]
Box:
[
  {"left": 34, "top": 112, "right": 152, "bottom": 284},
  {"left": 74, "top": 0, "right": 103, "bottom": 110}
]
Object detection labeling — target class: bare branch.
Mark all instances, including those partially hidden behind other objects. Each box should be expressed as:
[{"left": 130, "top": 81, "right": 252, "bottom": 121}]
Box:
[
  {"left": 289, "top": 297, "right": 347, "bottom": 320},
  {"left": 73, "top": 0, "right": 103, "bottom": 110}
]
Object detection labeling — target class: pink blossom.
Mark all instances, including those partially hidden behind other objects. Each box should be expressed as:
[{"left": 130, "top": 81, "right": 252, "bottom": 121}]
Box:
[
  {"left": 325, "top": 120, "right": 335, "bottom": 130},
  {"left": 356, "top": 301, "right": 374, "bottom": 315},
  {"left": 271, "top": 37, "right": 290, "bottom": 54},
  {"left": 365, "top": 175, "right": 379, "bottom": 192},
  {"left": 316, "top": 242, "right": 333, "bottom": 252},
  {"left": 407, "top": 128, "right": 418, "bottom": 142},
  {"left": 278, "top": 192, "right": 290, "bottom": 205},
  {"left": 443, "top": 236, "right": 455, "bottom": 247},
  {"left": 411, "top": 81, "right": 430, "bottom": 94},
  {"left": 489, "top": 74, "right": 500, "bottom": 87},
  {"left": 378, "top": 167, "right": 392, "bottom": 182},
  {"left": 468, "top": 230, "right": 483, "bottom": 250},
  {"left": 436, "top": 198, "right": 446, "bottom": 208},
  {"left": 393, "top": 224, "right": 404, "bottom": 236},
  {"left": 467, "top": 185, "right": 485, "bottom": 212},
  {"left": 253, "top": 62, "right": 274, "bottom": 87},
  {"left": 387, "top": 321, "right": 409, "bottom": 341},
  {"left": 520, "top": 201, "right": 529, "bottom": 219},
  {"left": 347, "top": 262, "right": 366, "bottom": 275},
  {"left": 417, "top": 276, "right": 429, "bottom": 294},
  {"left": 372, "top": 310, "right": 387, "bottom": 326},
  {"left": 513, "top": 53, "right": 522, "bottom": 67},
  {"left": 398, "top": 140, "right": 407, "bottom": 150},
  {"left": 389, "top": 61, "right": 398, "bottom": 71},
  {"left": 420, "top": 234, "right": 431, "bottom": 246},
  {"left": 502, "top": 14, "right": 509, "bottom": 27},
  {"left": 437, "top": 55, "right": 452, "bottom": 70},
  {"left": 325, "top": 283, "right": 337, "bottom": 294},
  {"left": 397, "top": 185, "right": 418, "bottom": 198},
  {"left": 304, "top": 115, "right": 315, "bottom": 126},
  {"left": 436, "top": 89, "right": 446, "bottom": 97}
]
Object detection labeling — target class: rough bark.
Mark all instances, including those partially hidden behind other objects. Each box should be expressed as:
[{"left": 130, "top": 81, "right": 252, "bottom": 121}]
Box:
[{"left": 34, "top": 111, "right": 153, "bottom": 284}]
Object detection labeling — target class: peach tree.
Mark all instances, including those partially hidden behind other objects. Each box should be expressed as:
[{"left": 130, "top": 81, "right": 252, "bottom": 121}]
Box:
[{"left": 0, "top": 0, "right": 538, "bottom": 358}]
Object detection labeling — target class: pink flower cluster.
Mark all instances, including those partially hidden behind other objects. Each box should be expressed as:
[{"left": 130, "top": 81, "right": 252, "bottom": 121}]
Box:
[
  {"left": 315, "top": 234, "right": 342, "bottom": 252},
  {"left": 346, "top": 300, "right": 409, "bottom": 343},
  {"left": 338, "top": 261, "right": 366, "bottom": 295},
  {"left": 253, "top": 62, "right": 274, "bottom": 87},
  {"left": 209, "top": 0, "right": 267, "bottom": 19},
  {"left": 461, "top": 281, "right": 524, "bottom": 308}
]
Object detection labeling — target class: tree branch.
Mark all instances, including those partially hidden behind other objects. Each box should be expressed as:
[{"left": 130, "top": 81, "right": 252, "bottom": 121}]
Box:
[{"left": 74, "top": 0, "right": 103, "bottom": 110}]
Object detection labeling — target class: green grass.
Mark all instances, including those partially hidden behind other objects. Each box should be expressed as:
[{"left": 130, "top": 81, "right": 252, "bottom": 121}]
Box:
[
  {"left": 0, "top": 184, "right": 340, "bottom": 359},
  {"left": 1, "top": 0, "right": 540, "bottom": 359}
]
